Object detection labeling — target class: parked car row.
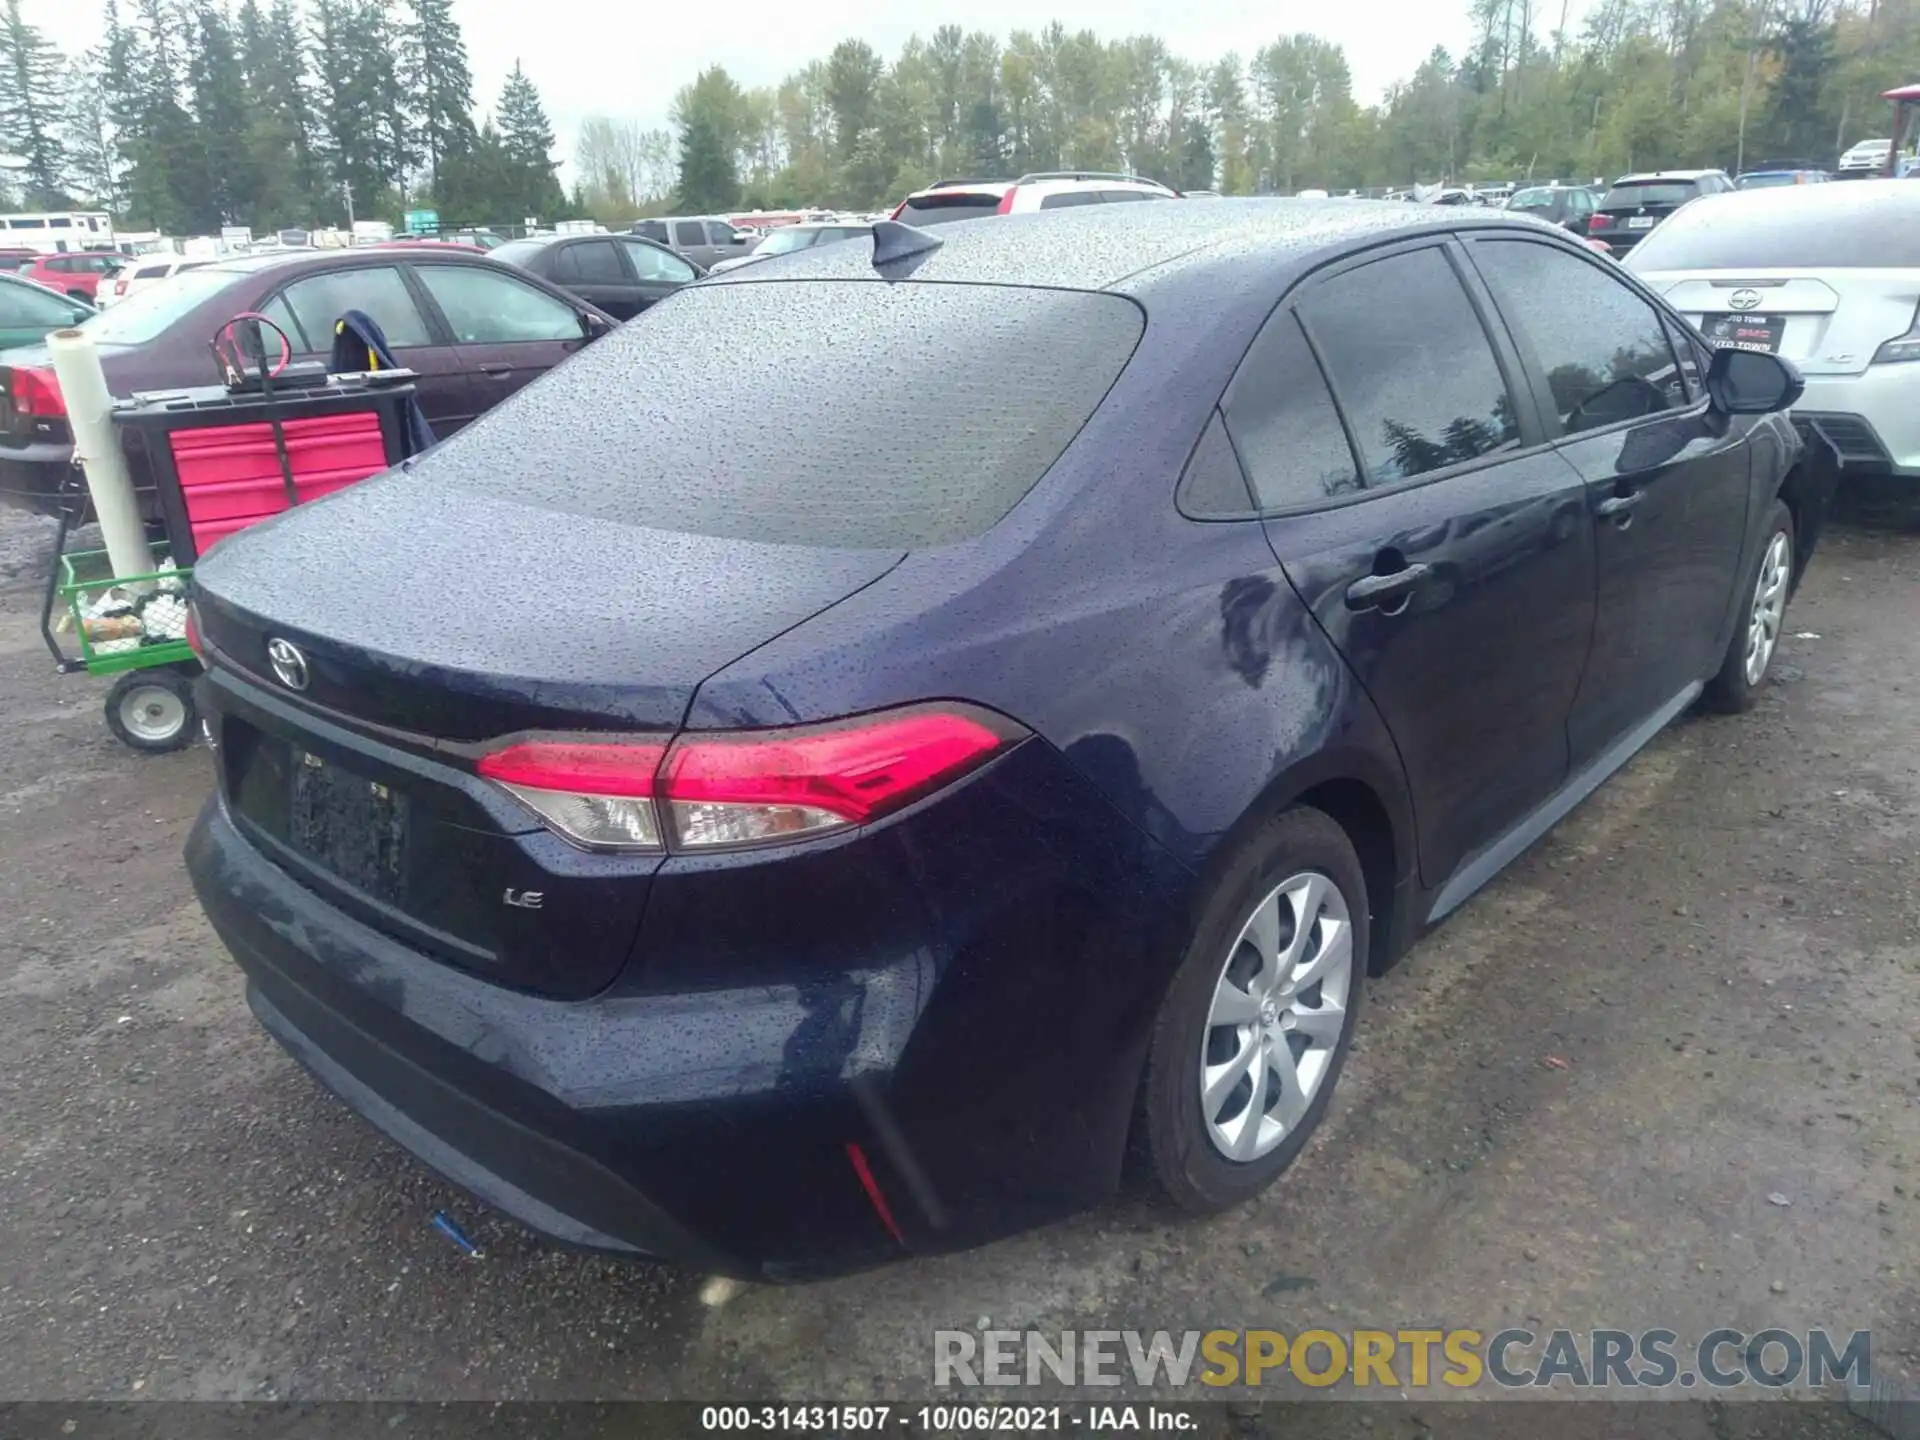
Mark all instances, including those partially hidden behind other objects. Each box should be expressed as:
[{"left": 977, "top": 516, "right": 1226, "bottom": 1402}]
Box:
[{"left": 0, "top": 248, "right": 614, "bottom": 516}]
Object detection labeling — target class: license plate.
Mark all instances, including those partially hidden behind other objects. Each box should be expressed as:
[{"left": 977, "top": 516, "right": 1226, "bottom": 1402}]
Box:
[
  {"left": 1627, "top": 215, "right": 1656, "bottom": 230},
  {"left": 289, "top": 748, "right": 409, "bottom": 901},
  {"left": 1701, "top": 313, "right": 1786, "bottom": 354}
]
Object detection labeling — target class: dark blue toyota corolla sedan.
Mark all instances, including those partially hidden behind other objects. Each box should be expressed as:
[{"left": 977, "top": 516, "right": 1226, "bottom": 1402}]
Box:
[{"left": 185, "top": 201, "right": 1834, "bottom": 1280}]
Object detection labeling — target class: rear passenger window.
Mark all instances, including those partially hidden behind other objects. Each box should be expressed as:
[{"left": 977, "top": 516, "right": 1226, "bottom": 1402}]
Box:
[
  {"left": 673, "top": 222, "right": 706, "bottom": 248},
  {"left": 634, "top": 221, "right": 668, "bottom": 243},
  {"left": 1470, "top": 239, "right": 1689, "bottom": 435},
  {"left": 1039, "top": 192, "right": 1102, "bottom": 209},
  {"left": 1220, "top": 313, "right": 1360, "bottom": 510},
  {"left": 1299, "top": 247, "right": 1519, "bottom": 486}
]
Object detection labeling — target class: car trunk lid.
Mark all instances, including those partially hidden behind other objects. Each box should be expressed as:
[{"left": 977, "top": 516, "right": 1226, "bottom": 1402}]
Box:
[
  {"left": 193, "top": 474, "right": 903, "bottom": 997},
  {"left": 1646, "top": 269, "right": 1919, "bottom": 376}
]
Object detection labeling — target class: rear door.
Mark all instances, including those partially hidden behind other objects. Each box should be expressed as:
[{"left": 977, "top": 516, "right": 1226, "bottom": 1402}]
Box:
[
  {"left": 615, "top": 238, "right": 697, "bottom": 311},
  {"left": 1466, "top": 234, "right": 1751, "bottom": 766},
  {"left": 264, "top": 261, "right": 470, "bottom": 434},
  {"left": 672, "top": 219, "right": 715, "bottom": 267},
  {"left": 550, "top": 238, "right": 637, "bottom": 317},
  {"left": 1245, "top": 239, "right": 1598, "bottom": 897},
  {"left": 407, "top": 262, "right": 591, "bottom": 412}
]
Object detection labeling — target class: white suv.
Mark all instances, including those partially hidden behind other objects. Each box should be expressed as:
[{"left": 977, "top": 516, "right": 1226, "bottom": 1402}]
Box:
[{"left": 890, "top": 172, "right": 1178, "bottom": 225}]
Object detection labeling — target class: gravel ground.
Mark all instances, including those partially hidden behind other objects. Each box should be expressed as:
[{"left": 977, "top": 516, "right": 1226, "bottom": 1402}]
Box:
[{"left": 0, "top": 503, "right": 1914, "bottom": 1425}]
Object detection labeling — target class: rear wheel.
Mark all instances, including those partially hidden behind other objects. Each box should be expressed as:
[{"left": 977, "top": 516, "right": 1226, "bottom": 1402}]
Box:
[
  {"left": 1704, "top": 499, "right": 1793, "bottom": 714},
  {"left": 105, "top": 669, "right": 198, "bottom": 753},
  {"left": 1137, "top": 807, "right": 1368, "bottom": 1213}
]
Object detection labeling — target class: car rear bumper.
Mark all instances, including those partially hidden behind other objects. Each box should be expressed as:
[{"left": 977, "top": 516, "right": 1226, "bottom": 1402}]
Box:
[
  {"left": 186, "top": 724, "right": 1196, "bottom": 1277},
  {"left": 1796, "top": 367, "right": 1920, "bottom": 477},
  {"left": 0, "top": 445, "right": 77, "bottom": 516}
]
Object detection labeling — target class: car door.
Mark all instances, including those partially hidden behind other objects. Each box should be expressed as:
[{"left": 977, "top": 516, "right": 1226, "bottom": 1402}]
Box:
[
  {"left": 263, "top": 261, "right": 470, "bottom": 435},
  {"left": 1243, "top": 240, "right": 1597, "bottom": 900},
  {"left": 705, "top": 221, "right": 751, "bottom": 268},
  {"left": 615, "top": 238, "right": 697, "bottom": 311},
  {"left": 550, "top": 239, "right": 637, "bottom": 318},
  {"left": 407, "top": 262, "right": 592, "bottom": 412},
  {"left": 1463, "top": 234, "right": 1752, "bottom": 768}
]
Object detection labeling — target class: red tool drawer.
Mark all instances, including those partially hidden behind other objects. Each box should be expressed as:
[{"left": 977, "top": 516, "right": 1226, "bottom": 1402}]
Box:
[{"left": 169, "top": 411, "right": 390, "bottom": 550}]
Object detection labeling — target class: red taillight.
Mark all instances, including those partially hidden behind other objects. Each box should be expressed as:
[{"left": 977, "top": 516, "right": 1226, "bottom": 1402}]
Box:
[
  {"left": 888, "top": 200, "right": 907, "bottom": 221},
  {"left": 184, "top": 604, "right": 204, "bottom": 660},
  {"left": 474, "top": 705, "right": 1021, "bottom": 853},
  {"left": 9, "top": 366, "right": 64, "bottom": 418},
  {"left": 995, "top": 188, "right": 1016, "bottom": 215},
  {"left": 1588, "top": 212, "right": 1613, "bottom": 232},
  {"left": 113, "top": 278, "right": 129, "bottom": 294}
]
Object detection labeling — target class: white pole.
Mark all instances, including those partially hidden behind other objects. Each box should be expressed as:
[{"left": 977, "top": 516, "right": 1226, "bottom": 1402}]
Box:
[{"left": 47, "top": 327, "right": 155, "bottom": 580}]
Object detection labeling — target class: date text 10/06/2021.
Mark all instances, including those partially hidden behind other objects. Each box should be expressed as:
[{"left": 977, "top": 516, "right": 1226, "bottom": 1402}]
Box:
[{"left": 701, "top": 1408, "right": 1193, "bottom": 1432}]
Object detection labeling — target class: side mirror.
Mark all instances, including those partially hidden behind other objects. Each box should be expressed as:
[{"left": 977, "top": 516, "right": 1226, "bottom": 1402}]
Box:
[
  {"left": 1706, "top": 346, "right": 1803, "bottom": 415},
  {"left": 580, "top": 311, "right": 613, "bottom": 341}
]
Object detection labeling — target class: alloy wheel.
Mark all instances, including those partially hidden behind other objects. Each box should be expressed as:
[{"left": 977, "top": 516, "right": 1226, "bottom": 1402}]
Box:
[
  {"left": 1744, "top": 529, "right": 1792, "bottom": 687},
  {"left": 1199, "top": 870, "right": 1354, "bottom": 1163}
]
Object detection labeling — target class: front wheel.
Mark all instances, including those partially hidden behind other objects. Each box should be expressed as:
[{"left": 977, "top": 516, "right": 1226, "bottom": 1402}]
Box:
[
  {"left": 1136, "top": 806, "right": 1368, "bottom": 1214},
  {"left": 1704, "top": 499, "right": 1794, "bottom": 714},
  {"left": 104, "top": 669, "right": 198, "bottom": 753}
]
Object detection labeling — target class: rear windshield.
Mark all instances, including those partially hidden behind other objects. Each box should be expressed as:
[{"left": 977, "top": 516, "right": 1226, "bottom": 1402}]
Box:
[
  {"left": 896, "top": 193, "right": 1004, "bottom": 226},
  {"left": 1602, "top": 182, "right": 1699, "bottom": 208},
  {"left": 439, "top": 281, "right": 1145, "bottom": 548},
  {"left": 1737, "top": 173, "right": 1800, "bottom": 189},
  {"left": 80, "top": 266, "right": 238, "bottom": 344},
  {"left": 1508, "top": 188, "right": 1563, "bottom": 210},
  {"left": 1627, "top": 191, "right": 1920, "bottom": 269}
]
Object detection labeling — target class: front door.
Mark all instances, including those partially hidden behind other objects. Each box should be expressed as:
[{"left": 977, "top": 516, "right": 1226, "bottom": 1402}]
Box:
[
  {"left": 1464, "top": 236, "right": 1752, "bottom": 766},
  {"left": 1238, "top": 241, "right": 1598, "bottom": 892},
  {"left": 615, "top": 238, "right": 697, "bottom": 312},
  {"left": 407, "top": 263, "right": 590, "bottom": 418}
]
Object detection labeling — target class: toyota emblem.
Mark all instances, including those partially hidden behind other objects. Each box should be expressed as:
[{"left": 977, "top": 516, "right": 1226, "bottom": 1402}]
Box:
[
  {"left": 266, "top": 637, "right": 310, "bottom": 691},
  {"left": 1728, "top": 288, "right": 1763, "bottom": 311}
]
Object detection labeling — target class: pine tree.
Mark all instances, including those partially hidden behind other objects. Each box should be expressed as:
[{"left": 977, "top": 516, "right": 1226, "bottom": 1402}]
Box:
[
  {"left": 119, "top": 0, "right": 195, "bottom": 232},
  {"left": 238, "top": 0, "right": 318, "bottom": 225},
  {"left": 400, "top": 0, "right": 472, "bottom": 192},
  {"left": 0, "top": 0, "right": 69, "bottom": 204},
  {"left": 496, "top": 61, "right": 562, "bottom": 219},
  {"left": 312, "top": 0, "right": 396, "bottom": 220},
  {"left": 62, "top": 52, "right": 120, "bottom": 207},
  {"left": 180, "top": 0, "right": 253, "bottom": 228}
]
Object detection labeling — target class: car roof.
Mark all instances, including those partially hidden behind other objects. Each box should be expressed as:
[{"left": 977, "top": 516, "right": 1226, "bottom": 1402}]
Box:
[
  {"left": 198, "top": 247, "right": 498, "bottom": 278},
  {"left": 707, "top": 197, "right": 1564, "bottom": 299}
]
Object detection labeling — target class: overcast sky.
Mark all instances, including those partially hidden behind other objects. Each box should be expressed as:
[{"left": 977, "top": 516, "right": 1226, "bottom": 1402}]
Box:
[{"left": 30, "top": 0, "right": 1596, "bottom": 169}]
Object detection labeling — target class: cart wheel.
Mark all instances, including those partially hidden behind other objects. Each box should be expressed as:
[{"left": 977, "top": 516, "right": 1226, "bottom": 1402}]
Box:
[{"left": 105, "top": 671, "right": 198, "bottom": 753}]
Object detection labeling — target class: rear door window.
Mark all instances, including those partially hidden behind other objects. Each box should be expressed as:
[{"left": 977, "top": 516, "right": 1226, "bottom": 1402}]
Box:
[
  {"left": 1297, "top": 247, "right": 1520, "bottom": 486},
  {"left": 437, "top": 281, "right": 1145, "bottom": 548},
  {"left": 566, "top": 241, "right": 625, "bottom": 284},
  {"left": 673, "top": 221, "right": 707, "bottom": 248},
  {"left": 1220, "top": 313, "right": 1361, "bottom": 510},
  {"left": 633, "top": 221, "right": 668, "bottom": 243},
  {"left": 1039, "top": 191, "right": 1103, "bottom": 210},
  {"left": 276, "top": 265, "right": 433, "bottom": 352}
]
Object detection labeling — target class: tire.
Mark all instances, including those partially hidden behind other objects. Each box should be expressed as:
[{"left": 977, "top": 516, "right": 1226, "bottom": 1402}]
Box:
[
  {"left": 1136, "top": 806, "right": 1369, "bottom": 1214},
  {"left": 104, "top": 669, "right": 198, "bottom": 753},
  {"left": 1703, "top": 499, "right": 1794, "bottom": 714}
]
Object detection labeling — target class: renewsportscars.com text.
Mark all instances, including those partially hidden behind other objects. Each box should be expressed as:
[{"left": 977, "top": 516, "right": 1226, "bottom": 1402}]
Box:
[{"left": 934, "top": 1327, "right": 1871, "bottom": 1391}]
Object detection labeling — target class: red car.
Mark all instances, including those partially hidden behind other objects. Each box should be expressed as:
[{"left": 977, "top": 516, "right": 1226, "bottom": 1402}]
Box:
[
  {"left": 0, "top": 247, "right": 616, "bottom": 516},
  {"left": 21, "top": 251, "right": 124, "bottom": 301}
]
